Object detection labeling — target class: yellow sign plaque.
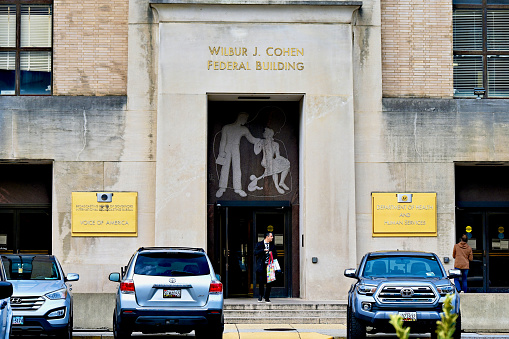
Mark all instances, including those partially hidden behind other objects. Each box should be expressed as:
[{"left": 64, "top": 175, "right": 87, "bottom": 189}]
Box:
[
  {"left": 372, "top": 193, "right": 437, "bottom": 237},
  {"left": 72, "top": 192, "right": 138, "bottom": 237}
]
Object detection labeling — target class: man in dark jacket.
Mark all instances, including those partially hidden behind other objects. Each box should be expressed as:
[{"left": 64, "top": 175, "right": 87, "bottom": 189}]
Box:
[{"left": 254, "top": 232, "right": 276, "bottom": 303}]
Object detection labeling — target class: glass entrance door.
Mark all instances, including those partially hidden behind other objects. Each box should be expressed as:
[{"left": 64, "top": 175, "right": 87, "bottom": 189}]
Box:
[
  {"left": 253, "top": 210, "right": 289, "bottom": 298},
  {"left": 456, "top": 211, "right": 484, "bottom": 291},
  {"left": 217, "top": 205, "right": 291, "bottom": 298},
  {"left": 487, "top": 213, "right": 509, "bottom": 291},
  {"left": 218, "top": 206, "right": 255, "bottom": 298},
  {"left": 0, "top": 208, "right": 52, "bottom": 254},
  {"left": 456, "top": 209, "right": 509, "bottom": 292}
]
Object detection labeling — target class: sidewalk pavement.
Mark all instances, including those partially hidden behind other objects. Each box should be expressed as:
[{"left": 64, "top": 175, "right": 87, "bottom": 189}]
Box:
[
  {"left": 73, "top": 324, "right": 347, "bottom": 338},
  {"left": 224, "top": 324, "right": 345, "bottom": 338}
]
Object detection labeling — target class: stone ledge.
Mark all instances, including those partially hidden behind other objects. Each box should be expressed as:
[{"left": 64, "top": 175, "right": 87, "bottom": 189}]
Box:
[
  {"left": 383, "top": 98, "right": 509, "bottom": 114},
  {"left": 0, "top": 96, "right": 127, "bottom": 112},
  {"left": 150, "top": 1, "right": 362, "bottom": 24},
  {"left": 74, "top": 293, "right": 116, "bottom": 330},
  {"left": 461, "top": 293, "right": 509, "bottom": 332},
  {"left": 150, "top": 0, "right": 362, "bottom": 6}
]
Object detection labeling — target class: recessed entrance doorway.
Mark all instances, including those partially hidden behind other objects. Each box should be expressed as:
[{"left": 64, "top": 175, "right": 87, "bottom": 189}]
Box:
[
  {"left": 456, "top": 209, "right": 509, "bottom": 292},
  {"left": 215, "top": 204, "right": 291, "bottom": 298},
  {"left": 0, "top": 164, "right": 52, "bottom": 254},
  {"left": 206, "top": 95, "right": 301, "bottom": 298},
  {"left": 456, "top": 164, "right": 509, "bottom": 292}
]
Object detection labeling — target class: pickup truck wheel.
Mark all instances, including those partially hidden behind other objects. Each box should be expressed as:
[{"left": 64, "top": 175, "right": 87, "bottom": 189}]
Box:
[
  {"left": 347, "top": 306, "right": 366, "bottom": 339},
  {"left": 454, "top": 313, "right": 462, "bottom": 339}
]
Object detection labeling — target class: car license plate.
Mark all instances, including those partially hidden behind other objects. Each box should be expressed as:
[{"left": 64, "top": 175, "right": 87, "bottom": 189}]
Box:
[
  {"left": 398, "top": 312, "right": 417, "bottom": 321},
  {"left": 163, "top": 289, "right": 181, "bottom": 298},
  {"left": 12, "top": 316, "right": 23, "bottom": 325}
]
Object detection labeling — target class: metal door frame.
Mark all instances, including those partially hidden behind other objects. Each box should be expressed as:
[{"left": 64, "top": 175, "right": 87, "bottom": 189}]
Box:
[
  {"left": 0, "top": 205, "right": 51, "bottom": 254},
  {"left": 252, "top": 208, "right": 291, "bottom": 298},
  {"left": 217, "top": 201, "right": 291, "bottom": 298},
  {"left": 484, "top": 210, "right": 509, "bottom": 292},
  {"left": 456, "top": 207, "right": 509, "bottom": 292}
]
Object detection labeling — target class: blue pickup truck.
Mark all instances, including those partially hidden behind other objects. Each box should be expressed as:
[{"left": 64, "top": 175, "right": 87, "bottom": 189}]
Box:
[{"left": 344, "top": 251, "right": 461, "bottom": 339}]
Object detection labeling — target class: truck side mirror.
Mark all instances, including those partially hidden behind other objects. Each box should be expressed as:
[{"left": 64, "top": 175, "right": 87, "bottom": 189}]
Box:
[
  {"left": 344, "top": 268, "right": 357, "bottom": 278},
  {"left": 448, "top": 269, "right": 461, "bottom": 279}
]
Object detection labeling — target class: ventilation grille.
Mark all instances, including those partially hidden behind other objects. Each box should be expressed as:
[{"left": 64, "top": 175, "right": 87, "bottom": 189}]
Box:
[
  {"left": 10, "top": 296, "right": 45, "bottom": 310},
  {"left": 376, "top": 285, "right": 437, "bottom": 304}
]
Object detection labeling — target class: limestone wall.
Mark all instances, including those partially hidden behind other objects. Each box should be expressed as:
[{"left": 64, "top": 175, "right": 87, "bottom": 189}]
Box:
[
  {"left": 354, "top": 98, "right": 509, "bottom": 271},
  {"left": 0, "top": 96, "right": 156, "bottom": 294}
]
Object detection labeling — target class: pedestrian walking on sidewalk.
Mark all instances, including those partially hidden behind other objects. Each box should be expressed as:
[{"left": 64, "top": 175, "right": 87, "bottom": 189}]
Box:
[
  {"left": 453, "top": 233, "right": 473, "bottom": 293},
  {"left": 254, "top": 232, "right": 276, "bottom": 303}
]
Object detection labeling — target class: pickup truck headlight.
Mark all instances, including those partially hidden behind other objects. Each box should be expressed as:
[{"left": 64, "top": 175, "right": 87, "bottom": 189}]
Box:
[
  {"left": 45, "top": 288, "right": 68, "bottom": 300},
  {"left": 436, "top": 285, "right": 455, "bottom": 296},
  {"left": 357, "top": 283, "right": 377, "bottom": 295}
]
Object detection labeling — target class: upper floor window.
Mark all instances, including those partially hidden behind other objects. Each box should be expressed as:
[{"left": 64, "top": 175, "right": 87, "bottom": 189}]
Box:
[
  {"left": 0, "top": 0, "right": 52, "bottom": 96},
  {"left": 453, "top": 0, "right": 509, "bottom": 98}
]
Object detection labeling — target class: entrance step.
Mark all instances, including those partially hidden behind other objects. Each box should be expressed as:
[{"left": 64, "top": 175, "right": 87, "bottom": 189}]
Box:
[{"left": 224, "top": 299, "right": 347, "bottom": 324}]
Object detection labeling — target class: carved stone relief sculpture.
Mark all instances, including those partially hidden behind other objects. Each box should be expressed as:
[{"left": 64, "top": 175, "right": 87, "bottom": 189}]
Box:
[
  {"left": 248, "top": 128, "right": 290, "bottom": 194},
  {"left": 213, "top": 107, "right": 294, "bottom": 199},
  {"left": 215, "top": 112, "right": 260, "bottom": 198}
]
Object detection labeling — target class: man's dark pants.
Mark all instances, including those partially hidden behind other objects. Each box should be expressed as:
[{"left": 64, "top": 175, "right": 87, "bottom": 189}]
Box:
[{"left": 257, "top": 267, "right": 272, "bottom": 300}]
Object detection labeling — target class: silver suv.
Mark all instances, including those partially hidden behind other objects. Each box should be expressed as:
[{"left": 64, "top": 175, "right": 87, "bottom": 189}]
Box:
[
  {"left": 109, "top": 247, "right": 224, "bottom": 339},
  {"left": 1, "top": 254, "right": 79, "bottom": 338},
  {"left": 0, "top": 259, "right": 13, "bottom": 339}
]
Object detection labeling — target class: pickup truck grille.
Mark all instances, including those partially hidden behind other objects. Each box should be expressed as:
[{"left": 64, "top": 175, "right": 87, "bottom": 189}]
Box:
[
  {"left": 10, "top": 296, "right": 45, "bottom": 310},
  {"left": 376, "top": 285, "right": 437, "bottom": 304}
]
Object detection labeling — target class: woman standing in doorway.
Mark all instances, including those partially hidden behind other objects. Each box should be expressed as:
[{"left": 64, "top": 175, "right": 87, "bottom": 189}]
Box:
[{"left": 453, "top": 234, "right": 473, "bottom": 293}]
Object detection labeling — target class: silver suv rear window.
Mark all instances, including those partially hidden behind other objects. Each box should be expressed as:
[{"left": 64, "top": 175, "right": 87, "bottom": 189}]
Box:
[{"left": 134, "top": 252, "right": 210, "bottom": 277}]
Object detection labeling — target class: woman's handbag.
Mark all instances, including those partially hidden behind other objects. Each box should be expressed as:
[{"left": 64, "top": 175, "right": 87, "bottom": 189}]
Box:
[{"left": 267, "top": 252, "right": 276, "bottom": 283}]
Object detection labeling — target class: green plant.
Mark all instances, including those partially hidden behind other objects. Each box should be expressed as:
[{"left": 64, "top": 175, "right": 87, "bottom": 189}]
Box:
[
  {"left": 389, "top": 294, "right": 458, "bottom": 339},
  {"left": 389, "top": 313, "right": 410, "bottom": 339},
  {"left": 435, "top": 294, "right": 458, "bottom": 339}
]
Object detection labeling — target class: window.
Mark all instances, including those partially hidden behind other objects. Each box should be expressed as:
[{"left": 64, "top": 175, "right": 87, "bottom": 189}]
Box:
[
  {"left": 0, "top": 0, "right": 52, "bottom": 95},
  {"left": 134, "top": 252, "right": 211, "bottom": 277},
  {"left": 362, "top": 255, "right": 444, "bottom": 278},
  {"left": 1, "top": 255, "right": 60, "bottom": 280},
  {"left": 453, "top": 0, "right": 509, "bottom": 98}
]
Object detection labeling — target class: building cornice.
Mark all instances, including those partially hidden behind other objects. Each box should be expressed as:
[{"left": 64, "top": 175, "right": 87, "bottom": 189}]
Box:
[{"left": 150, "top": 0, "right": 362, "bottom": 24}]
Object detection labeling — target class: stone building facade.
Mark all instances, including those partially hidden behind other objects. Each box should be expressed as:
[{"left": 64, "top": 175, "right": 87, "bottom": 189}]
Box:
[{"left": 1, "top": 0, "right": 509, "bottom": 328}]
